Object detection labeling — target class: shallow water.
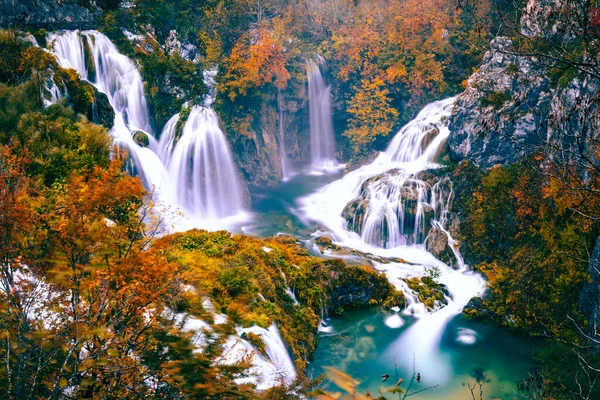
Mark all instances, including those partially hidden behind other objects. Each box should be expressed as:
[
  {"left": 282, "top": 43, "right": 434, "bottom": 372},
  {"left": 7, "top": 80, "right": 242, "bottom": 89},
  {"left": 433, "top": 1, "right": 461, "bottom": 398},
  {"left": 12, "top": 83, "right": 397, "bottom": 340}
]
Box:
[{"left": 309, "top": 309, "right": 536, "bottom": 399}]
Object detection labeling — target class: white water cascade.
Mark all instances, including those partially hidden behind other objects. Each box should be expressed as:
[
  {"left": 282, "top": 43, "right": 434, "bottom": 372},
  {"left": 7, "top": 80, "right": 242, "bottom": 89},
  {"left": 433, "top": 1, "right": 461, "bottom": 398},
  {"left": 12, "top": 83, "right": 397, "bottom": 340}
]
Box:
[
  {"left": 307, "top": 56, "right": 339, "bottom": 171},
  {"left": 238, "top": 324, "right": 297, "bottom": 385},
  {"left": 47, "top": 30, "right": 248, "bottom": 229},
  {"left": 166, "top": 106, "right": 246, "bottom": 220},
  {"left": 300, "top": 97, "right": 486, "bottom": 384}
]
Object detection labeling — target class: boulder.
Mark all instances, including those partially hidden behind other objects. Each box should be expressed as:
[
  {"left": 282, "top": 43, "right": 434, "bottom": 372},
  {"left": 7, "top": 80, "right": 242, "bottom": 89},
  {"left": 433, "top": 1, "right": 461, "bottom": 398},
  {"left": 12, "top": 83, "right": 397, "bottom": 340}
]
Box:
[
  {"left": 449, "top": 37, "right": 551, "bottom": 169},
  {"left": 133, "top": 131, "right": 150, "bottom": 148}
]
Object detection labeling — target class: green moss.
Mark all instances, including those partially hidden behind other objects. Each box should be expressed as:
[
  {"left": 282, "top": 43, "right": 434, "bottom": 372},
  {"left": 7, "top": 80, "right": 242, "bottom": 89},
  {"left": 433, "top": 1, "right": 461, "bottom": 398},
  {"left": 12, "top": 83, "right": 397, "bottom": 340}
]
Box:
[
  {"left": 404, "top": 276, "right": 449, "bottom": 310},
  {"left": 482, "top": 90, "right": 512, "bottom": 109},
  {"left": 154, "top": 230, "right": 401, "bottom": 373},
  {"left": 133, "top": 131, "right": 150, "bottom": 147}
]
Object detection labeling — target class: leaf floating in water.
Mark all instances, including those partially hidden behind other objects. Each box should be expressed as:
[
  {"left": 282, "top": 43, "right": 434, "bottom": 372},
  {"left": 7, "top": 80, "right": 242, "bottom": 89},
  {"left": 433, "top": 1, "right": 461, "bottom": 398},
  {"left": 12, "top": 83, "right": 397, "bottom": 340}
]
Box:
[{"left": 324, "top": 366, "right": 361, "bottom": 394}]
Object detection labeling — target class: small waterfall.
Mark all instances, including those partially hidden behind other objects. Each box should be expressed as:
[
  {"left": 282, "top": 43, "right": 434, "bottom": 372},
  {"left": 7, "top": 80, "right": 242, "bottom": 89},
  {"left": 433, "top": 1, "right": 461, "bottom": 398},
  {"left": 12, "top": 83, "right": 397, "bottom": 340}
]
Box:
[
  {"left": 47, "top": 30, "right": 248, "bottom": 228},
  {"left": 168, "top": 106, "right": 246, "bottom": 220},
  {"left": 238, "top": 324, "right": 297, "bottom": 385},
  {"left": 307, "top": 56, "right": 338, "bottom": 170}
]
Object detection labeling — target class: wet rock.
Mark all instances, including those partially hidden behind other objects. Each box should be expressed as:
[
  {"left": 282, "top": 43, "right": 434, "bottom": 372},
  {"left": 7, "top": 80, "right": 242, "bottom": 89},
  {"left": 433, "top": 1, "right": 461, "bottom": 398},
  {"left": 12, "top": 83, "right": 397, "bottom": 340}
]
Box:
[
  {"left": 133, "top": 131, "right": 150, "bottom": 147},
  {"left": 314, "top": 236, "right": 340, "bottom": 253},
  {"left": 425, "top": 227, "right": 457, "bottom": 268},
  {"left": 88, "top": 88, "right": 114, "bottom": 129},
  {"left": 463, "top": 296, "right": 494, "bottom": 319},
  {"left": 420, "top": 127, "right": 439, "bottom": 152}
]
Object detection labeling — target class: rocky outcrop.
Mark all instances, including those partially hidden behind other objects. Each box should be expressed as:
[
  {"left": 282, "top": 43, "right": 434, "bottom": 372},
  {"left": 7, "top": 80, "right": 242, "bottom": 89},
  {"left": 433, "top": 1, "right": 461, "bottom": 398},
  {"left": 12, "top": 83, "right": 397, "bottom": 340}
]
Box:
[
  {"left": 580, "top": 238, "right": 600, "bottom": 335},
  {"left": 449, "top": 37, "right": 550, "bottom": 168},
  {"left": 0, "top": 0, "right": 103, "bottom": 29},
  {"left": 315, "top": 259, "right": 405, "bottom": 314},
  {"left": 521, "top": 0, "right": 585, "bottom": 38},
  {"left": 231, "top": 83, "right": 308, "bottom": 186},
  {"left": 426, "top": 224, "right": 459, "bottom": 268},
  {"left": 87, "top": 84, "right": 114, "bottom": 129}
]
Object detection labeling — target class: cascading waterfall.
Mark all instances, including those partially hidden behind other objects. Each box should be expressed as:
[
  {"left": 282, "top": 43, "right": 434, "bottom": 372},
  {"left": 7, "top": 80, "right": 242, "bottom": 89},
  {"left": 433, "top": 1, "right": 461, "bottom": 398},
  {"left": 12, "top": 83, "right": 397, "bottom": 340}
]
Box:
[
  {"left": 301, "top": 97, "right": 457, "bottom": 248},
  {"left": 307, "top": 56, "right": 339, "bottom": 170},
  {"left": 300, "top": 97, "right": 486, "bottom": 384},
  {"left": 47, "top": 30, "right": 248, "bottom": 228}
]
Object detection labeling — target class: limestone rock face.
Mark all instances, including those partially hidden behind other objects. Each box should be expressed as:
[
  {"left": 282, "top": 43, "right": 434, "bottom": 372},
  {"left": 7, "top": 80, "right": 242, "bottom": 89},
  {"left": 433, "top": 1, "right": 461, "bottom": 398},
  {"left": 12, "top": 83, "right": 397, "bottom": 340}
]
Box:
[
  {"left": 231, "top": 83, "right": 308, "bottom": 186},
  {"left": 0, "top": 0, "right": 103, "bottom": 29},
  {"left": 521, "top": 0, "right": 585, "bottom": 38},
  {"left": 448, "top": 37, "right": 551, "bottom": 169},
  {"left": 450, "top": 0, "right": 600, "bottom": 171}
]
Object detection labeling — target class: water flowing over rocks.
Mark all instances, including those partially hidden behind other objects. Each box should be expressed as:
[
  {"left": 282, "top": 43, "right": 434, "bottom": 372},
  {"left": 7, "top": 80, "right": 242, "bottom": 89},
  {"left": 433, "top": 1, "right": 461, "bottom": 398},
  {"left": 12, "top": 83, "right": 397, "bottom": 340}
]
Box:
[
  {"left": 341, "top": 170, "right": 451, "bottom": 247},
  {"left": 48, "top": 30, "right": 249, "bottom": 229}
]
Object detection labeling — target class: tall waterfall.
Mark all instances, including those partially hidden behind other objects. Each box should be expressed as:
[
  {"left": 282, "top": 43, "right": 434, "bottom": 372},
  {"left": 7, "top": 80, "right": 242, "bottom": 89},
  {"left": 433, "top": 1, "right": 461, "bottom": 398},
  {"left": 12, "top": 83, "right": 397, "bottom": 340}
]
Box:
[
  {"left": 307, "top": 56, "right": 338, "bottom": 170},
  {"left": 167, "top": 106, "right": 245, "bottom": 219},
  {"left": 48, "top": 30, "right": 248, "bottom": 228}
]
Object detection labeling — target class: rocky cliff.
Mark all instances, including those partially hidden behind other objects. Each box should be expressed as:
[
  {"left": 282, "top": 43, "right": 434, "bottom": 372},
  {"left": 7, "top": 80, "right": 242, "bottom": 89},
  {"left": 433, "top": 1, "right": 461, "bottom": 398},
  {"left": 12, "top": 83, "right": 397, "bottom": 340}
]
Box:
[
  {"left": 229, "top": 83, "right": 309, "bottom": 187},
  {"left": 448, "top": 37, "right": 550, "bottom": 168},
  {"left": 0, "top": 0, "right": 105, "bottom": 29}
]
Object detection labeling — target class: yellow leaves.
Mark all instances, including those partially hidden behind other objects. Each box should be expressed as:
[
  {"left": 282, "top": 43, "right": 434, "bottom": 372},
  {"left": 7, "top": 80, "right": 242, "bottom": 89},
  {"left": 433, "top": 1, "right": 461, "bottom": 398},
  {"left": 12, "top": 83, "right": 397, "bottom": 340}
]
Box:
[
  {"left": 323, "top": 366, "right": 361, "bottom": 394},
  {"left": 345, "top": 76, "right": 399, "bottom": 153},
  {"left": 221, "top": 27, "right": 291, "bottom": 100},
  {"left": 385, "top": 62, "right": 408, "bottom": 83}
]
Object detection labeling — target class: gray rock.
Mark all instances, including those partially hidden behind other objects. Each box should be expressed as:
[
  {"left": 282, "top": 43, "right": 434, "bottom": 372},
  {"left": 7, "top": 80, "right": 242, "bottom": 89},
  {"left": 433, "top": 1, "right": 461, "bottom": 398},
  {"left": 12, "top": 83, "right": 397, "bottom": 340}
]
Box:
[
  {"left": 449, "top": 37, "right": 551, "bottom": 168},
  {"left": 0, "top": 0, "right": 102, "bottom": 29},
  {"left": 521, "top": 0, "right": 584, "bottom": 38}
]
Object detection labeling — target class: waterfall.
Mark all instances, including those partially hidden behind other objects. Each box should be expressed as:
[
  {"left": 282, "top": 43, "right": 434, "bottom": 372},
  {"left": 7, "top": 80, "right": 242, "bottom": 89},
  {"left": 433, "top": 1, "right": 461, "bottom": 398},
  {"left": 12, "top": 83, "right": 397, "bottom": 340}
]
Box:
[
  {"left": 307, "top": 56, "right": 339, "bottom": 170},
  {"left": 300, "top": 97, "right": 456, "bottom": 249},
  {"left": 168, "top": 106, "right": 246, "bottom": 220},
  {"left": 300, "top": 97, "right": 486, "bottom": 384},
  {"left": 47, "top": 30, "right": 248, "bottom": 228},
  {"left": 238, "top": 324, "right": 297, "bottom": 385},
  {"left": 277, "top": 88, "right": 292, "bottom": 181}
]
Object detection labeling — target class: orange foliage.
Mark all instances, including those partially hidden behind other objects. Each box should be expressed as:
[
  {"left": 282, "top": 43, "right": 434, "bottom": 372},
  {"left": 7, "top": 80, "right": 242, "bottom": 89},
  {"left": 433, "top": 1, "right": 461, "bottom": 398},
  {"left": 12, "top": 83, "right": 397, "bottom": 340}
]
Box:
[{"left": 222, "top": 23, "right": 291, "bottom": 100}]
